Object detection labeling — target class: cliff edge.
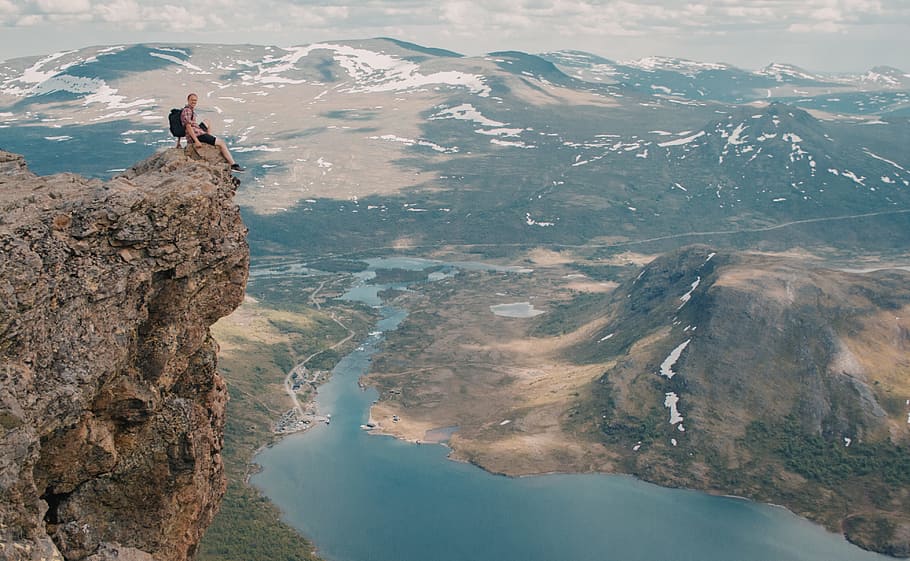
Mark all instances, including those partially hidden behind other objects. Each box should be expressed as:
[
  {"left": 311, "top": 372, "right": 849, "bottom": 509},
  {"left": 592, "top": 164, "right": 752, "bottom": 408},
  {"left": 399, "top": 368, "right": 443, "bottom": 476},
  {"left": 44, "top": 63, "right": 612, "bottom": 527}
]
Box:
[{"left": 0, "top": 147, "right": 249, "bottom": 561}]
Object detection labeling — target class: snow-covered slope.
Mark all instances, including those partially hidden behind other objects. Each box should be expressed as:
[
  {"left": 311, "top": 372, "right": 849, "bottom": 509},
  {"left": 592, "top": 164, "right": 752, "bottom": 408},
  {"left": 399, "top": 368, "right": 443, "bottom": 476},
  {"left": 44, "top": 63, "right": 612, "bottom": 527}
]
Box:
[{"left": 0, "top": 39, "right": 907, "bottom": 254}]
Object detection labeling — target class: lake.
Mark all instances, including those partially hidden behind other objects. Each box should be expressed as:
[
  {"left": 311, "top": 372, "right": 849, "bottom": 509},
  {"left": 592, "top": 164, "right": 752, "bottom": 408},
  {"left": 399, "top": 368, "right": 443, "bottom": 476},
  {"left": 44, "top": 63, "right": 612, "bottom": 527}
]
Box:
[
  {"left": 251, "top": 260, "right": 886, "bottom": 561},
  {"left": 490, "top": 301, "right": 546, "bottom": 318}
]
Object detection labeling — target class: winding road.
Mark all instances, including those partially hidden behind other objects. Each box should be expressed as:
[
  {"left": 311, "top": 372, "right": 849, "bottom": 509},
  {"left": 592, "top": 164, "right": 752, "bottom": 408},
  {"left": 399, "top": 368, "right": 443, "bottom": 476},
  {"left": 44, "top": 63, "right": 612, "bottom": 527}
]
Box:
[{"left": 282, "top": 279, "right": 356, "bottom": 423}]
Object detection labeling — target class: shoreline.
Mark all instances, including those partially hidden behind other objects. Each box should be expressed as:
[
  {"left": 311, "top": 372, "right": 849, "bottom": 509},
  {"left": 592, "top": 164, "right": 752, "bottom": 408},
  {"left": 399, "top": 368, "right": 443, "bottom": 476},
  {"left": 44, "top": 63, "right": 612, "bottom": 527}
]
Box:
[
  {"left": 358, "top": 385, "right": 901, "bottom": 560},
  {"left": 245, "top": 257, "right": 906, "bottom": 559},
  {"left": 250, "top": 358, "right": 897, "bottom": 558},
  {"left": 356, "top": 411, "right": 884, "bottom": 556},
  {"left": 266, "top": 387, "right": 883, "bottom": 560}
]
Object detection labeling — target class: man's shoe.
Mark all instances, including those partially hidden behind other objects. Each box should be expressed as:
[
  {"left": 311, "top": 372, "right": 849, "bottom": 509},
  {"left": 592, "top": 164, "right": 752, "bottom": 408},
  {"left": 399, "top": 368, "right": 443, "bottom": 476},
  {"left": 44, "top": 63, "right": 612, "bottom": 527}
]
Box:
[{"left": 230, "top": 163, "right": 245, "bottom": 172}]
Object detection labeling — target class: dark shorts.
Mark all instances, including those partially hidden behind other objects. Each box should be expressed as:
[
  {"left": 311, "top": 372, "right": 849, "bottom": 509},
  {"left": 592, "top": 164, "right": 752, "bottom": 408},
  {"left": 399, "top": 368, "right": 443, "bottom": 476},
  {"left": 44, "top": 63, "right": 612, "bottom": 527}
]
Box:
[{"left": 197, "top": 133, "right": 217, "bottom": 145}]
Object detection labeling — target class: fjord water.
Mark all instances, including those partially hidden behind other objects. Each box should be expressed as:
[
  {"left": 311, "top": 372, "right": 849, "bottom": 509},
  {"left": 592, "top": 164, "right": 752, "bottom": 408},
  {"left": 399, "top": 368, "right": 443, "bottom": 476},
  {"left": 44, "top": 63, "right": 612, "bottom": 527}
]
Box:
[{"left": 252, "top": 302, "right": 886, "bottom": 561}]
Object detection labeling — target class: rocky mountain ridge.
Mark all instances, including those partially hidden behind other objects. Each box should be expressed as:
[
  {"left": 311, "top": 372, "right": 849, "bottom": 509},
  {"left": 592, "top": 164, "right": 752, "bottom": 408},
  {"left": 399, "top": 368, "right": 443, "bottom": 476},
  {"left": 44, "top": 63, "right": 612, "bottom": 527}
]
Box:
[
  {"left": 0, "top": 41, "right": 907, "bottom": 265},
  {"left": 575, "top": 246, "right": 910, "bottom": 556},
  {"left": 0, "top": 147, "right": 249, "bottom": 561}
]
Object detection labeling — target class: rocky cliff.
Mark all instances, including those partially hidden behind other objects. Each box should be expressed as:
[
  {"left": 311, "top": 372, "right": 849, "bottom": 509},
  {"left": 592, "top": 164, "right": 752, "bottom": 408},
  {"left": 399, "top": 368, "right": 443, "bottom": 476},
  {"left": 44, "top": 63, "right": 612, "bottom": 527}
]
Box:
[
  {"left": 0, "top": 147, "right": 249, "bottom": 561},
  {"left": 576, "top": 246, "right": 910, "bottom": 556}
]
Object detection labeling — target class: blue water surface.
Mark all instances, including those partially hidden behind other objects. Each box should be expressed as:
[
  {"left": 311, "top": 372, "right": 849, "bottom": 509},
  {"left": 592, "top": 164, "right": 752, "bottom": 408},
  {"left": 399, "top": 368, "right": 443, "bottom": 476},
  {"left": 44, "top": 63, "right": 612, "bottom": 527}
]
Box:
[{"left": 253, "top": 304, "right": 885, "bottom": 561}]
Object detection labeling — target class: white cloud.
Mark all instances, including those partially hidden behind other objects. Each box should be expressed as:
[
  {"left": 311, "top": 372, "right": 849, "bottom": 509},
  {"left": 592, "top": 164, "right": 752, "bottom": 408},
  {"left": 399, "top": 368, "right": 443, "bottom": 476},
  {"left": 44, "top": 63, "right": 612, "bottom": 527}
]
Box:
[
  {"left": 440, "top": 1, "right": 476, "bottom": 28},
  {"left": 35, "top": 0, "right": 91, "bottom": 13},
  {"left": 284, "top": 5, "right": 350, "bottom": 27},
  {"left": 0, "top": 0, "right": 908, "bottom": 71},
  {"left": 0, "top": 0, "right": 19, "bottom": 14},
  {"left": 152, "top": 5, "right": 203, "bottom": 31},
  {"left": 3, "top": 0, "right": 906, "bottom": 39},
  {"left": 93, "top": 1, "right": 209, "bottom": 31},
  {"left": 778, "top": 0, "right": 888, "bottom": 33},
  {"left": 16, "top": 14, "right": 44, "bottom": 26},
  {"left": 788, "top": 20, "right": 845, "bottom": 32},
  {"left": 95, "top": 0, "right": 141, "bottom": 23}
]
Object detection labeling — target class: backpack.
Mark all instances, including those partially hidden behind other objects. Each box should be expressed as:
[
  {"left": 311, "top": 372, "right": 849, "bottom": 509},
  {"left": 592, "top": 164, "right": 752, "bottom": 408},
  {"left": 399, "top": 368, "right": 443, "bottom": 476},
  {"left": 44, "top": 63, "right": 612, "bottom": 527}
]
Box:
[{"left": 168, "top": 108, "right": 185, "bottom": 138}]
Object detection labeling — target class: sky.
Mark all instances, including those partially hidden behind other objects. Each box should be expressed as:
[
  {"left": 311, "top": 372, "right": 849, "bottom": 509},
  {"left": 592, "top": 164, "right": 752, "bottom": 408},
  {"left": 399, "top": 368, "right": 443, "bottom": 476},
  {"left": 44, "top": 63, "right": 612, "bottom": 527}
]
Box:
[{"left": 0, "top": 0, "right": 908, "bottom": 72}]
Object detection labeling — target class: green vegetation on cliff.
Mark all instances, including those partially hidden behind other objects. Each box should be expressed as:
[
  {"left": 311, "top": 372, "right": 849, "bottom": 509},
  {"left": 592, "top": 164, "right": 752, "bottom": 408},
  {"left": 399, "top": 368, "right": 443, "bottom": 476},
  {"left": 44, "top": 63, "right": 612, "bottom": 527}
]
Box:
[{"left": 747, "top": 416, "right": 910, "bottom": 487}]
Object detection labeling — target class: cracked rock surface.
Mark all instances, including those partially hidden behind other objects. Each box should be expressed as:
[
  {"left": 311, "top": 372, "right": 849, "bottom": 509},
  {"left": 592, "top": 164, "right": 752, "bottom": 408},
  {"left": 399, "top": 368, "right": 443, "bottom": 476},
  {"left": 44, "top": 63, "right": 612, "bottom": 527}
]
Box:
[{"left": 0, "top": 147, "right": 249, "bottom": 561}]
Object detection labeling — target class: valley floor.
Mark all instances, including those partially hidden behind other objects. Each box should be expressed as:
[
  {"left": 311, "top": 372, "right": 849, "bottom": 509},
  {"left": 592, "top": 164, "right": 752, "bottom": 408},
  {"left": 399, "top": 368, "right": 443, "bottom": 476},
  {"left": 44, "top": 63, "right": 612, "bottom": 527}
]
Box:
[
  {"left": 206, "top": 247, "right": 910, "bottom": 559},
  {"left": 200, "top": 272, "right": 375, "bottom": 561},
  {"left": 363, "top": 254, "right": 623, "bottom": 476}
]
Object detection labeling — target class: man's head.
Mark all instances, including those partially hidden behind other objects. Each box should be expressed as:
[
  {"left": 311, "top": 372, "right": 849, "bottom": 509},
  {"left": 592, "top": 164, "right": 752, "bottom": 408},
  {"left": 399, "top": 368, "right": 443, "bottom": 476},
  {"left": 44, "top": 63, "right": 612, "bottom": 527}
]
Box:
[{"left": 187, "top": 93, "right": 198, "bottom": 108}]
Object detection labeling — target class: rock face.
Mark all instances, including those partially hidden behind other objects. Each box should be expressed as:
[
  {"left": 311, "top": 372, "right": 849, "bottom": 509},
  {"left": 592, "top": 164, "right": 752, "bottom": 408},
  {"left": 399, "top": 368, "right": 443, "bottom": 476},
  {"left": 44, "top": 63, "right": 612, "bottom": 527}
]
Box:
[{"left": 0, "top": 147, "right": 249, "bottom": 561}]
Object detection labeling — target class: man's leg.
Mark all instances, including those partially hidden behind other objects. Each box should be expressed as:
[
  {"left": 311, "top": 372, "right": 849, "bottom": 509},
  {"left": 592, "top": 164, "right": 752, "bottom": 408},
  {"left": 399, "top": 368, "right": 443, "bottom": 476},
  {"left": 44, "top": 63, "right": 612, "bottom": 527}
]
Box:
[{"left": 214, "top": 138, "right": 235, "bottom": 165}]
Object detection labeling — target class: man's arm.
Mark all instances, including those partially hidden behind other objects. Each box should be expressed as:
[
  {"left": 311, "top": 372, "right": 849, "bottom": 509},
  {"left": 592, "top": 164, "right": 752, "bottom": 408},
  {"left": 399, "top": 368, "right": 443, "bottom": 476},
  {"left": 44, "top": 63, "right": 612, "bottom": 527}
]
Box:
[
  {"left": 181, "top": 107, "right": 202, "bottom": 146},
  {"left": 187, "top": 126, "right": 201, "bottom": 145}
]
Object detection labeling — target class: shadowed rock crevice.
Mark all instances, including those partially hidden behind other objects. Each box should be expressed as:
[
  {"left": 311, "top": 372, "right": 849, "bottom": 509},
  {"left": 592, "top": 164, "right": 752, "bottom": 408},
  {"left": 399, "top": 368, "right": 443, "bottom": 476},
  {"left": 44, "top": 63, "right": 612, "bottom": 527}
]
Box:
[{"left": 0, "top": 147, "right": 249, "bottom": 561}]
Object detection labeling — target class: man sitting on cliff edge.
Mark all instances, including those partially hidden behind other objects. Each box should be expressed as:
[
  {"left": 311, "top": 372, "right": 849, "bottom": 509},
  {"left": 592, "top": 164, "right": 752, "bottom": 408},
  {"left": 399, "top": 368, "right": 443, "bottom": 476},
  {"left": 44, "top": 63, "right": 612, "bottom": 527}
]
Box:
[{"left": 181, "top": 92, "right": 245, "bottom": 172}]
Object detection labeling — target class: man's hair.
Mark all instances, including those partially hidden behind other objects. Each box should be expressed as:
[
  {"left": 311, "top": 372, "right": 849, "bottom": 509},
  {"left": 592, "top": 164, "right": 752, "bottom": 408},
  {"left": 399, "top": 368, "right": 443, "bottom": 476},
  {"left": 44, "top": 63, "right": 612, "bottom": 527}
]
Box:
[{"left": 187, "top": 93, "right": 198, "bottom": 101}]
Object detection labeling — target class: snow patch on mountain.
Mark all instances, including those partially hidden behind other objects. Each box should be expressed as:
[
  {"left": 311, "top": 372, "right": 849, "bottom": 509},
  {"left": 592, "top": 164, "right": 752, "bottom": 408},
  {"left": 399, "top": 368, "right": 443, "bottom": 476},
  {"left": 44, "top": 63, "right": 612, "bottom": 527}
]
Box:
[
  {"left": 155, "top": 47, "right": 189, "bottom": 57},
  {"left": 369, "top": 134, "right": 458, "bottom": 153},
  {"left": 664, "top": 392, "right": 684, "bottom": 425},
  {"left": 525, "top": 213, "right": 555, "bottom": 226},
  {"left": 853, "top": 67, "right": 909, "bottom": 88},
  {"left": 0, "top": 48, "right": 159, "bottom": 117},
  {"left": 492, "top": 138, "right": 535, "bottom": 149},
  {"left": 678, "top": 277, "right": 701, "bottom": 309},
  {"left": 291, "top": 44, "right": 490, "bottom": 96},
  {"left": 658, "top": 131, "right": 705, "bottom": 147},
  {"left": 0, "top": 47, "right": 132, "bottom": 98},
  {"left": 660, "top": 340, "right": 691, "bottom": 379},
  {"left": 757, "top": 63, "right": 820, "bottom": 82},
  {"left": 860, "top": 70, "right": 902, "bottom": 87},
  {"left": 6, "top": 51, "right": 79, "bottom": 91},
  {"left": 841, "top": 170, "right": 867, "bottom": 186},
  {"left": 232, "top": 145, "right": 282, "bottom": 153},
  {"left": 84, "top": 84, "right": 156, "bottom": 111},
  {"left": 475, "top": 127, "right": 526, "bottom": 137},
  {"left": 1, "top": 51, "right": 94, "bottom": 97},
  {"left": 863, "top": 149, "right": 906, "bottom": 172},
  {"left": 149, "top": 52, "right": 205, "bottom": 73},
  {"left": 430, "top": 103, "right": 532, "bottom": 142},
  {"left": 9, "top": 73, "right": 104, "bottom": 97},
  {"left": 622, "top": 56, "right": 729, "bottom": 77},
  {"left": 724, "top": 123, "right": 749, "bottom": 146},
  {"left": 430, "top": 103, "right": 505, "bottom": 127}
]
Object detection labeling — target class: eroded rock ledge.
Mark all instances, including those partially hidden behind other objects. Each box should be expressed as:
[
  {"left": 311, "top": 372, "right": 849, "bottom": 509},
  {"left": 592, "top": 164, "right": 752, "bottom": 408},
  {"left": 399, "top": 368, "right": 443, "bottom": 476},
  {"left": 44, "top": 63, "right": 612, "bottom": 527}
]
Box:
[{"left": 0, "top": 147, "right": 249, "bottom": 561}]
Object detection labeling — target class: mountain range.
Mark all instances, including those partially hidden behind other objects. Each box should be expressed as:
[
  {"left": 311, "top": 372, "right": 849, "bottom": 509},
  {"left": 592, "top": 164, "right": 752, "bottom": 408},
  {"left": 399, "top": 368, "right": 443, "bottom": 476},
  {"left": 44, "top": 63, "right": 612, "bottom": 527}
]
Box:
[
  {"left": 1, "top": 39, "right": 908, "bottom": 259},
  {"left": 1, "top": 38, "right": 909, "bottom": 558}
]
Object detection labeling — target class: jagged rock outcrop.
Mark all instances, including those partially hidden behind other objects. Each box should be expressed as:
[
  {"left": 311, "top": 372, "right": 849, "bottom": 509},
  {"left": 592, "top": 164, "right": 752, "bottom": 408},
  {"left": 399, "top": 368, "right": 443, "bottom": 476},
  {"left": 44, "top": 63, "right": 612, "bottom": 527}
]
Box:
[{"left": 0, "top": 146, "right": 249, "bottom": 561}]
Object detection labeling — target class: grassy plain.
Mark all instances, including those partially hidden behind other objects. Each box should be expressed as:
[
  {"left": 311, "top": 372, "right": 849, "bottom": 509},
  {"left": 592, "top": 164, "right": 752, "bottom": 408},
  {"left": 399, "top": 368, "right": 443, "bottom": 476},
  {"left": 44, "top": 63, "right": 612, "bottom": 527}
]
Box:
[{"left": 365, "top": 251, "right": 629, "bottom": 475}]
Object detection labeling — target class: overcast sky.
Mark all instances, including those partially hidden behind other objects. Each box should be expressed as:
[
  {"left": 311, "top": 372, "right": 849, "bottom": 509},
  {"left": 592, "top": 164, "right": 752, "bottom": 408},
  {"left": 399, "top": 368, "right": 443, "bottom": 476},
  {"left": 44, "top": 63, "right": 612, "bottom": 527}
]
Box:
[{"left": 0, "top": 0, "right": 907, "bottom": 72}]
